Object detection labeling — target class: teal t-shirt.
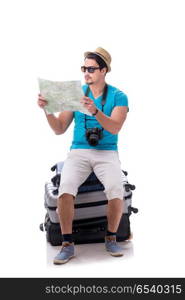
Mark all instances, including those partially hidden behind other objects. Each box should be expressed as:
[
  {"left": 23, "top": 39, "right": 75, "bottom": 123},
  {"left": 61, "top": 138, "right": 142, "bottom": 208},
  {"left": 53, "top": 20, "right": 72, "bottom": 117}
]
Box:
[{"left": 70, "top": 84, "right": 128, "bottom": 150}]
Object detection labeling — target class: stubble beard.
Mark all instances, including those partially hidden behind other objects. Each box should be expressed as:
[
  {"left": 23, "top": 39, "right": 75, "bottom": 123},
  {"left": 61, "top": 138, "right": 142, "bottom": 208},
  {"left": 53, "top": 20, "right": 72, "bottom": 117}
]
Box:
[{"left": 85, "top": 78, "right": 93, "bottom": 85}]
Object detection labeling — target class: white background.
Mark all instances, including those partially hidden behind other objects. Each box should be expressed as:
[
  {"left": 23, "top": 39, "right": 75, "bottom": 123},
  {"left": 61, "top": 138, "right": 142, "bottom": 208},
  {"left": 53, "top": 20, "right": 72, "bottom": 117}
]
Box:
[{"left": 0, "top": 0, "right": 185, "bottom": 277}]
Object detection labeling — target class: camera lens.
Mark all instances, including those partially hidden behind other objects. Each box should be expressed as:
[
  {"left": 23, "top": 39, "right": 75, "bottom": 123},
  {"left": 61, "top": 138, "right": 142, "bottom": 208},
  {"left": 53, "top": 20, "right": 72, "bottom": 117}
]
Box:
[
  {"left": 85, "top": 128, "right": 103, "bottom": 146},
  {"left": 89, "top": 134, "right": 99, "bottom": 146}
]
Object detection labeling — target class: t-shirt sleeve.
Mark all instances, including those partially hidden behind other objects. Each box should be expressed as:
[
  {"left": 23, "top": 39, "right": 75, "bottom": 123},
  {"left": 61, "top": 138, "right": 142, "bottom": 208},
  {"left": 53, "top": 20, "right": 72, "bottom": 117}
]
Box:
[{"left": 114, "top": 90, "right": 129, "bottom": 112}]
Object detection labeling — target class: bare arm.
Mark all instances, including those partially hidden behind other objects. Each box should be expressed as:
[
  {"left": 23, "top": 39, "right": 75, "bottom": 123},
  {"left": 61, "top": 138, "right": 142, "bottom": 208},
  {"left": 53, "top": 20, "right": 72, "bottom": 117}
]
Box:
[
  {"left": 45, "top": 110, "right": 74, "bottom": 134},
  {"left": 37, "top": 94, "right": 73, "bottom": 134},
  {"left": 81, "top": 96, "right": 128, "bottom": 134},
  {"left": 95, "top": 106, "right": 128, "bottom": 134}
]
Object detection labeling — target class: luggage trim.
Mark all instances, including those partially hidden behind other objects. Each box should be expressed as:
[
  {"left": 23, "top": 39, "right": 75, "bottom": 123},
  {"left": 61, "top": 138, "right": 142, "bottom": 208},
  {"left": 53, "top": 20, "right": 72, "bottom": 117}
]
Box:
[{"left": 46, "top": 195, "right": 132, "bottom": 210}]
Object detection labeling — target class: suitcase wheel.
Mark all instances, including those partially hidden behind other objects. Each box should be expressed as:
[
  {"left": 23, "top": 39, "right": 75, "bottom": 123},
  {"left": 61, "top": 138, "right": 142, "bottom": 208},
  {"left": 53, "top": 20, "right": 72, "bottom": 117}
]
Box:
[
  {"left": 40, "top": 223, "right": 44, "bottom": 231},
  {"left": 125, "top": 232, "right": 133, "bottom": 241}
]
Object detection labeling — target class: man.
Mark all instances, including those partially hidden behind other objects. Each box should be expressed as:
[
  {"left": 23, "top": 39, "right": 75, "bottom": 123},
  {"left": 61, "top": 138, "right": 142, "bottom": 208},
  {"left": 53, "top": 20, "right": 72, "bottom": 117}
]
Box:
[{"left": 38, "top": 47, "right": 129, "bottom": 264}]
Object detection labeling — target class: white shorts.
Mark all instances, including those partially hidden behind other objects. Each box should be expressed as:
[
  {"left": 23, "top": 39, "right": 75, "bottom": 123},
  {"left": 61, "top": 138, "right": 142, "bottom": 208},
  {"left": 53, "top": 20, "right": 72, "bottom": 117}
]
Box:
[{"left": 58, "top": 149, "right": 124, "bottom": 200}]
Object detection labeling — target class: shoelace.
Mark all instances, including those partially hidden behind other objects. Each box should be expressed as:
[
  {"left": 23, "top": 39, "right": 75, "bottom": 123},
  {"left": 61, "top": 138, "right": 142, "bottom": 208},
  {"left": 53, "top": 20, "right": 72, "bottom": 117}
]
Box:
[
  {"left": 61, "top": 244, "right": 72, "bottom": 251},
  {"left": 108, "top": 240, "right": 117, "bottom": 245}
]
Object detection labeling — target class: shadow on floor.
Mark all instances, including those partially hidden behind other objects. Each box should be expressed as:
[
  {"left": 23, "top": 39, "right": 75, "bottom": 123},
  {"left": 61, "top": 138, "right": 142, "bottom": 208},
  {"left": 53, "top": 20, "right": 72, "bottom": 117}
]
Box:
[{"left": 46, "top": 240, "right": 134, "bottom": 266}]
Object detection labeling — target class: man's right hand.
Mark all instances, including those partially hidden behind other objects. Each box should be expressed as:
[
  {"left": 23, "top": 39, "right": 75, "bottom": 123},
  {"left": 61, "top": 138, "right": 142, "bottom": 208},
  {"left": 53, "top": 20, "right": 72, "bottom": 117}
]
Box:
[
  {"left": 37, "top": 93, "right": 48, "bottom": 109},
  {"left": 37, "top": 93, "right": 74, "bottom": 134}
]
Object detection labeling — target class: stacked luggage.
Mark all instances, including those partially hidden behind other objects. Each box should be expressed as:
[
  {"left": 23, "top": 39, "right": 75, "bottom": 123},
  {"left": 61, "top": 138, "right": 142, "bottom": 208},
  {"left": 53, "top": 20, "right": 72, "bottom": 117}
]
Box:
[{"left": 40, "top": 161, "right": 138, "bottom": 246}]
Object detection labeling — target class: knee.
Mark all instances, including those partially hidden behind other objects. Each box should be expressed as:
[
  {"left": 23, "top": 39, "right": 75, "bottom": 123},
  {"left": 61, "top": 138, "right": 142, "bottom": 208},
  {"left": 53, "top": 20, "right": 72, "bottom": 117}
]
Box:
[
  {"left": 58, "top": 193, "right": 74, "bottom": 201},
  {"left": 59, "top": 180, "right": 78, "bottom": 198},
  {"left": 104, "top": 183, "right": 124, "bottom": 200}
]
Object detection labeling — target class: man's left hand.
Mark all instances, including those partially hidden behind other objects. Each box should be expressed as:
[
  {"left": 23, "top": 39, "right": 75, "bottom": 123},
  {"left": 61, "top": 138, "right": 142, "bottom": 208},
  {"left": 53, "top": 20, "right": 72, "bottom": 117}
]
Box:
[{"left": 80, "top": 96, "right": 97, "bottom": 115}]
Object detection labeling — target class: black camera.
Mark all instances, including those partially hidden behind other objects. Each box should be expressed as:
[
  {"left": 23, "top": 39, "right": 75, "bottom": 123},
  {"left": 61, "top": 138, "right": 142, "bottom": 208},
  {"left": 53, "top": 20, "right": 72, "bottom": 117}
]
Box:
[{"left": 85, "top": 127, "right": 103, "bottom": 146}]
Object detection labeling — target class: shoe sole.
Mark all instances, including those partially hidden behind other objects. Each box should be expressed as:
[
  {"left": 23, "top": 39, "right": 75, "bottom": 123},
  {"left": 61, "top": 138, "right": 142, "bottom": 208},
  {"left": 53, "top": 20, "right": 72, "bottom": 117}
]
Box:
[
  {"left": 107, "top": 250, "right": 124, "bottom": 257},
  {"left": 53, "top": 255, "right": 75, "bottom": 265}
]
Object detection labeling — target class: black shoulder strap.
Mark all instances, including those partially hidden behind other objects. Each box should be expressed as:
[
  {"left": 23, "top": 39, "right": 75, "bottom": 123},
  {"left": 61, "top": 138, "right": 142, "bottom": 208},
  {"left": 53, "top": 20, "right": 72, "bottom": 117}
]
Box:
[
  {"left": 85, "top": 85, "right": 90, "bottom": 97},
  {"left": 85, "top": 84, "right": 107, "bottom": 106},
  {"left": 101, "top": 84, "right": 108, "bottom": 105}
]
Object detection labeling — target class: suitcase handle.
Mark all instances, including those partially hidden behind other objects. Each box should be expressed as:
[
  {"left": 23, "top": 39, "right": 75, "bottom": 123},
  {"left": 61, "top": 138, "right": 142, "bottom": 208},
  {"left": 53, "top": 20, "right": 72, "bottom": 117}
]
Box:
[
  {"left": 73, "top": 226, "right": 105, "bottom": 234},
  {"left": 73, "top": 218, "right": 107, "bottom": 234},
  {"left": 73, "top": 218, "right": 107, "bottom": 228}
]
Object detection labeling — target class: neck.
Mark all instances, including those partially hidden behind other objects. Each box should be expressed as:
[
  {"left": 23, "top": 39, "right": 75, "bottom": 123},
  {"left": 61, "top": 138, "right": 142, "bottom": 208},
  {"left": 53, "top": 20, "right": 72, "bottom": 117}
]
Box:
[{"left": 89, "top": 80, "right": 106, "bottom": 98}]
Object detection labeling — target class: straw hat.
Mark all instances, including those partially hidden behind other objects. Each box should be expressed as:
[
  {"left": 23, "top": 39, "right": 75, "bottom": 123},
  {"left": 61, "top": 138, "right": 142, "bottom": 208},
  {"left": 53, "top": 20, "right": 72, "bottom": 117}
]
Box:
[{"left": 84, "top": 47, "right": 112, "bottom": 72}]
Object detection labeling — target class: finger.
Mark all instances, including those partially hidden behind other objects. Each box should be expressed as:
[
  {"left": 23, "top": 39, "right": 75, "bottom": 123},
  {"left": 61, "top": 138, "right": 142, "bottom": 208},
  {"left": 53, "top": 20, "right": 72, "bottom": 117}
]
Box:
[
  {"left": 38, "top": 101, "right": 47, "bottom": 105},
  {"left": 83, "top": 96, "right": 91, "bottom": 101},
  {"left": 83, "top": 98, "right": 92, "bottom": 104},
  {"left": 38, "top": 94, "right": 46, "bottom": 100},
  {"left": 38, "top": 100, "right": 47, "bottom": 107},
  {"left": 38, "top": 99, "right": 46, "bottom": 103},
  {"left": 85, "top": 97, "right": 93, "bottom": 104},
  {"left": 39, "top": 97, "right": 47, "bottom": 102}
]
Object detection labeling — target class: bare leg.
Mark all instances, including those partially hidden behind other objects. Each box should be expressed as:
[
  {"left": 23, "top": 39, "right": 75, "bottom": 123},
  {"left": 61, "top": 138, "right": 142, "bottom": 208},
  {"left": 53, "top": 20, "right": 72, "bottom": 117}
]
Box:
[
  {"left": 57, "top": 193, "right": 74, "bottom": 234},
  {"left": 107, "top": 198, "right": 123, "bottom": 232},
  {"left": 105, "top": 198, "right": 124, "bottom": 257}
]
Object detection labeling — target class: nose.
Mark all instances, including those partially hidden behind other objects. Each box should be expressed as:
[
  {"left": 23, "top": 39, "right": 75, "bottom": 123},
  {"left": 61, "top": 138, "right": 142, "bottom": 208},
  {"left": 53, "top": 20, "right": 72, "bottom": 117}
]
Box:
[{"left": 85, "top": 71, "right": 90, "bottom": 77}]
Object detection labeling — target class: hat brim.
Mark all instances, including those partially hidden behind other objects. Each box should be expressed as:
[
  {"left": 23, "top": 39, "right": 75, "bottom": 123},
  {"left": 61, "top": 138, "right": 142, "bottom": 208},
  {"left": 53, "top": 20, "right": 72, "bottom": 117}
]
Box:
[{"left": 84, "top": 51, "right": 111, "bottom": 72}]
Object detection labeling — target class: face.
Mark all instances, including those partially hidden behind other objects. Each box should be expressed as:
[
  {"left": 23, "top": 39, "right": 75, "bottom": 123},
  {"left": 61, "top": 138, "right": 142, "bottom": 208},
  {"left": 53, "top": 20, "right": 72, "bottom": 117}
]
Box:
[{"left": 82, "top": 58, "right": 106, "bottom": 85}]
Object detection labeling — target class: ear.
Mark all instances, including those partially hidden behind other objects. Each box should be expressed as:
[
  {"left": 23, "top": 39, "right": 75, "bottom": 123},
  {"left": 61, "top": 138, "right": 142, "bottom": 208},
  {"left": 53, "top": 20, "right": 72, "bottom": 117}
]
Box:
[{"left": 101, "top": 67, "right": 107, "bottom": 75}]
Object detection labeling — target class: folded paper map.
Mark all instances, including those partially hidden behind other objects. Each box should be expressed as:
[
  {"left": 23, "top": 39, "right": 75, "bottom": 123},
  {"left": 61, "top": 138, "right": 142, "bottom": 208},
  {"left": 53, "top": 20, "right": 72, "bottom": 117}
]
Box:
[{"left": 38, "top": 78, "right": 91, "bottom": 115}]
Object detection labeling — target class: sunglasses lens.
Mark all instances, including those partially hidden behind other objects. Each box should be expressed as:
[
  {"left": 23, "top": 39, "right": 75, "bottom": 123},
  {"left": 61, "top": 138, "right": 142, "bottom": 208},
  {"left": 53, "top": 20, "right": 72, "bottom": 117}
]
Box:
[
  {"left": 88, "top": 68, "right": 94, "bottom": 73},
  {"left": 81, "top": 66, "right": 99, "bottom": 73}
]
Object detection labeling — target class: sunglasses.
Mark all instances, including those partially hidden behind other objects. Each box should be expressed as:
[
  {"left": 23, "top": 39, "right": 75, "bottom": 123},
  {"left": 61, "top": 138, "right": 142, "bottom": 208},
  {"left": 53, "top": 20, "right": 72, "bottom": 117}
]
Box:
[{"left": 81, "top": 66, "right": 100, "bottom": 73}]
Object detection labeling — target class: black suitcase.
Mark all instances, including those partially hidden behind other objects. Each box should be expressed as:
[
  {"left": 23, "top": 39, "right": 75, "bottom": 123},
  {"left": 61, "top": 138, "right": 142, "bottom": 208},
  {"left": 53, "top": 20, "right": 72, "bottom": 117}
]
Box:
[
  {"left": 40, "top": 162, "right": 138, "bottom": 246},
  {"left": 42, "top": 214, "right": 132, "bottom": 246}
]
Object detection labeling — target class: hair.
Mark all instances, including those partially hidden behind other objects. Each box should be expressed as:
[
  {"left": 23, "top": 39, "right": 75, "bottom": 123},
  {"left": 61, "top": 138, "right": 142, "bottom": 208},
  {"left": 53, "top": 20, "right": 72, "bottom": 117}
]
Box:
[{"left": 85, "top": 53, "right": 108, "bottom": 73}]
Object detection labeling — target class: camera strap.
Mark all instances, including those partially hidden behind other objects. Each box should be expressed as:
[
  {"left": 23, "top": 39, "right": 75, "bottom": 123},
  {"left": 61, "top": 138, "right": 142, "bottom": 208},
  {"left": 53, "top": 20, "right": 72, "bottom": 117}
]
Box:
[{"left": 84, "top": 84, "right": 108, "bottom": 129}]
